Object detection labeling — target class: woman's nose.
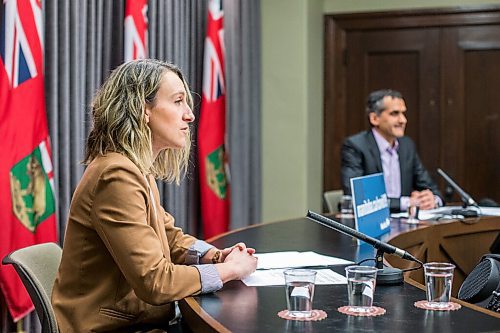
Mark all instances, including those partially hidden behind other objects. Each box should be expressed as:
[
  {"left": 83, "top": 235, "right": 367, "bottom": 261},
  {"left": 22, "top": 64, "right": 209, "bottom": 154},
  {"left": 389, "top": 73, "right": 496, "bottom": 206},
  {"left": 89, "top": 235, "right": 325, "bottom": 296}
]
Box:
[{"left": 184, "top": 107, "right": 195, "bottom": 123}]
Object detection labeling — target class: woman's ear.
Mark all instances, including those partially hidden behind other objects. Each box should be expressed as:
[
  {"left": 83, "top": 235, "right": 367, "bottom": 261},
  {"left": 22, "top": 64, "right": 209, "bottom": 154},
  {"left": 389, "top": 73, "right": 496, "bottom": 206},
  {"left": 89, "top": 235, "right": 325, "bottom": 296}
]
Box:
[{"left": 144, "top": 107, "right": 151, "bottom": 123}]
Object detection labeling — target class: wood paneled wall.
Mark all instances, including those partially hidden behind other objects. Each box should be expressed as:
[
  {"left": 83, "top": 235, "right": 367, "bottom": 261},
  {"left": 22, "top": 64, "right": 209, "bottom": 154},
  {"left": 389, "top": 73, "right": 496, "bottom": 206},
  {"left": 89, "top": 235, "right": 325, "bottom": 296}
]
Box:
[{"left": 324, "top": 6, "right": 500, "bottom": 204}]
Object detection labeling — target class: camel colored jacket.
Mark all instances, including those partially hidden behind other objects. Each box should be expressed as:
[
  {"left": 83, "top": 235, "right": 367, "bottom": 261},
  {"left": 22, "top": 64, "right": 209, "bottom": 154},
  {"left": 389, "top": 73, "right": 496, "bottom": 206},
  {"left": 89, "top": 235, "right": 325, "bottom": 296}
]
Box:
[{"left": 52, "top": 153, "right": 202, "bottom": 332}]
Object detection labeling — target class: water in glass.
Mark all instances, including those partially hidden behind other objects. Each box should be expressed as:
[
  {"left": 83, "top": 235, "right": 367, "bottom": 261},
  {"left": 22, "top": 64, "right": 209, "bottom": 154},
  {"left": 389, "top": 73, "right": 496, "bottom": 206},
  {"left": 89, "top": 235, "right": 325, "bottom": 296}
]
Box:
[
  {"left": 425, "top": 272, "right": 453, "bottom": 308},
  {"left": 286, "top": 281, "right": 315, "bottom": 318},
  {"left": 347, "top": 277, "right": 375, "bottom": 312}
]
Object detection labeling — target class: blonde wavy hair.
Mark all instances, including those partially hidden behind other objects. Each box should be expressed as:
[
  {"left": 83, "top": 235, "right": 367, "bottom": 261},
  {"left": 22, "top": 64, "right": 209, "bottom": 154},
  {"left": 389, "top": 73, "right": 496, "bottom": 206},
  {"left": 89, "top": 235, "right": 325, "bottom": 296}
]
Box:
[{"left": 84, "top": 59, "right": 193, "bottom": 184}]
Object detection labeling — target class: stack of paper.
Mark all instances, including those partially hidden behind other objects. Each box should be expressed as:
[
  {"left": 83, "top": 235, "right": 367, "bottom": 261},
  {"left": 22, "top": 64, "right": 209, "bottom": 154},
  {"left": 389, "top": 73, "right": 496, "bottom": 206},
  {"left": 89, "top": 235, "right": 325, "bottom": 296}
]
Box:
[
  {"left": 241, "top": 251, "right": 353, "bottom": 287},
  {"left": 255, "top": 251, "right": 352, "bottom": 270}
]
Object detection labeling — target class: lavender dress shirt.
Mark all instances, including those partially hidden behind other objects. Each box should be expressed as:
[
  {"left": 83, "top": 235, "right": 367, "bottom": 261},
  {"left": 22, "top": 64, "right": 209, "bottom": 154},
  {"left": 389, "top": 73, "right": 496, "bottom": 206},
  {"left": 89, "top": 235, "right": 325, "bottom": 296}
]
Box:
[
  {"left": 186, "top": 240, "right": 223, "bottom": 293},
  {"left": 372, "top": 129, "right": 441, "bottom": 210}
]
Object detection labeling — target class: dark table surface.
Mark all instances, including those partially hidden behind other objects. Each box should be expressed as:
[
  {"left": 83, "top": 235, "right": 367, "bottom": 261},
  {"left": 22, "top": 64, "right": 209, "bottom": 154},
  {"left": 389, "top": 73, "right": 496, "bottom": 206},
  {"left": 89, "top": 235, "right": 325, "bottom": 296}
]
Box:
[{"left": 186, "top": 217, "right": 500, "bottom": 333}]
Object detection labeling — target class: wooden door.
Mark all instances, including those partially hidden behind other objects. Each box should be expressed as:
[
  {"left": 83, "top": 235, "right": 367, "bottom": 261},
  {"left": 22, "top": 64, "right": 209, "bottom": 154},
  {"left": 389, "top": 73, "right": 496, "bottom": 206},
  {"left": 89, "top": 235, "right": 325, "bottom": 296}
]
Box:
[
  {"left": 441, "top": 25, "right": 500, "bottom": 202},
  {"left": 324, "top": 7, "right": 500, "bottom": 204},
  {"left": 344, "top": 28, "right": 441, "bottom": 182}
]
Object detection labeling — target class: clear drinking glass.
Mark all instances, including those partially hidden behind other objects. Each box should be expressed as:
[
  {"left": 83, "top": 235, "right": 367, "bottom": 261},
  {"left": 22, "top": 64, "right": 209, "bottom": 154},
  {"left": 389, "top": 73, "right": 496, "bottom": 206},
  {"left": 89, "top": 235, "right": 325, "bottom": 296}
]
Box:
[
  {"left": 284, "top": 269, "right": 317, "bottom": 318},
  {"left": 406, "top": 199, "right": 420, "bottom": 224},
  {"left": 345, "top": 265, "right": 378, "bottom": 313},
  {"left": 340, "top": 195, "right": 354, "bottom": 218},
  {"left": 423, "top": 262, "right": 455, "bottom": 308}
]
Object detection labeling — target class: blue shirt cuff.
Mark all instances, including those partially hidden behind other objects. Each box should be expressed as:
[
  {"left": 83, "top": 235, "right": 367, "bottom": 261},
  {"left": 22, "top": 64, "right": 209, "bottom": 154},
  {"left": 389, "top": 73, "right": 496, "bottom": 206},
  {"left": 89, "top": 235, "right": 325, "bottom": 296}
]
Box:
[
  {"left": 194, "top": 264, "right": 223, "bottom": 293},
  {"left": 185, "top": 240, "right": 214, "bottom": 265}
]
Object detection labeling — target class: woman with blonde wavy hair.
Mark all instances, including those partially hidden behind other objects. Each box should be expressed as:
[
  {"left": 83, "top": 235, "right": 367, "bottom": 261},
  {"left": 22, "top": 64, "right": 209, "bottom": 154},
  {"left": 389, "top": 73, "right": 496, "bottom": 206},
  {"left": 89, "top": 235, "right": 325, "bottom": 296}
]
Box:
[{"left": 52, "top": 59, "right": 257, "bottom": 332}]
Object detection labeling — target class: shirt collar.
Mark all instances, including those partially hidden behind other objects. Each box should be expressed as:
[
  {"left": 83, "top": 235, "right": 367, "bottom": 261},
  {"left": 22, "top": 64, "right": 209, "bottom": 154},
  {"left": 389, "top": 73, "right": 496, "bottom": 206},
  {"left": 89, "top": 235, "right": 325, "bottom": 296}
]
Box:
[{"left": 372, "top": 128, "right": 399, "bottom": 154}]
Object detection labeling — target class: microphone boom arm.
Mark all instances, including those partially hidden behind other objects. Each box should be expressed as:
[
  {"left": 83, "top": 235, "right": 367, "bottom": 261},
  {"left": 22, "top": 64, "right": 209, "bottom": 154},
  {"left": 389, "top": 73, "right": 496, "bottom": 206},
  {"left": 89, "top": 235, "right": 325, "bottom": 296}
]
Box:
[
  {"left": 306, "top": 210, "right": 420, "bottom": 265},
  {"left": 437, "top": 168, "right": 477, "bottom": 207}
]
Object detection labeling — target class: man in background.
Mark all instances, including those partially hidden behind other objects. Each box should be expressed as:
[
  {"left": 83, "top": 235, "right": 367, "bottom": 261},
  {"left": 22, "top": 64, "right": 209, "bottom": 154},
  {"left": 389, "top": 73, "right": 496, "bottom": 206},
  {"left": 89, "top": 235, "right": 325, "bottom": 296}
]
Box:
[{"left": 341, "top": 89, "right": 443, "bottom": 212}]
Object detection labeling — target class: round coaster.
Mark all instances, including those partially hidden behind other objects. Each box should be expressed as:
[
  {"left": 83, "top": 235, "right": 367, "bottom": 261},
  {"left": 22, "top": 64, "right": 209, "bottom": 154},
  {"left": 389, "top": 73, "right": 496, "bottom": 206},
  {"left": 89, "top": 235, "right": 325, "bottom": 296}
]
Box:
[
  {"left": 337, "top": 306, "right": 386, "bottom": 317},
  {"left": 277, "top": 309, "right": 328, "bottom": 321},
  {"left": 414, "top": 300, "right": 461, "bottom": 311}
]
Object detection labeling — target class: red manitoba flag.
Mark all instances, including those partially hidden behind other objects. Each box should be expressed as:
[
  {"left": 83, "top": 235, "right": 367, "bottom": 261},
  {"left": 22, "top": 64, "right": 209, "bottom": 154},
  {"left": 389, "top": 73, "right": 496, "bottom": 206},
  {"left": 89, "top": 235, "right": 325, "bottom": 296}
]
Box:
[
  {"left": 198, "top": 0, "right": 229, "bottom": 239},
  {"left": 124, "top": 0, "right": 148, "bottom": 62},
  {"left": 0, "top": 0, "right": 57, "bottom": 321}
]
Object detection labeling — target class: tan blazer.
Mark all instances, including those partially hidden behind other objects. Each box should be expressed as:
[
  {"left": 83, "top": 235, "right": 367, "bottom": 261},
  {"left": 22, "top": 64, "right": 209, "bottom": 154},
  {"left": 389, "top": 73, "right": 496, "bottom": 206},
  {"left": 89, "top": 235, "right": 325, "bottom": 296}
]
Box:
[{"left": 52, "top": 153, "right": 202, "bottom": 332}]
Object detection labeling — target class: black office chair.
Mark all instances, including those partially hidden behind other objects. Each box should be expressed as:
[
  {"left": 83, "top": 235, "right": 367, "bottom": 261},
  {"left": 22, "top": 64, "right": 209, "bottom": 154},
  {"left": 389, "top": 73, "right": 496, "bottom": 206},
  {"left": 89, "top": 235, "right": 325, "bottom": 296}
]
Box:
[{"left": 2, "top": 242, "right": 61, "bottom": 333}]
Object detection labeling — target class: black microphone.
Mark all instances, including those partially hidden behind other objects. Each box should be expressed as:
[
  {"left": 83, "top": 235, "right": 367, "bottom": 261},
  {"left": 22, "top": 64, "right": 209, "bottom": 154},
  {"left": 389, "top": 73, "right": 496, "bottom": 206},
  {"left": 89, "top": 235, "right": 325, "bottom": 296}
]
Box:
[
  {"left": 437, "top": 168, "right": 477, "bottom": 207},
  {"left": 307, "top": 210, "right": 419, "bottom": 263},
  {"left": 306, "top": 210, "right": 422, "bottom": 285}
]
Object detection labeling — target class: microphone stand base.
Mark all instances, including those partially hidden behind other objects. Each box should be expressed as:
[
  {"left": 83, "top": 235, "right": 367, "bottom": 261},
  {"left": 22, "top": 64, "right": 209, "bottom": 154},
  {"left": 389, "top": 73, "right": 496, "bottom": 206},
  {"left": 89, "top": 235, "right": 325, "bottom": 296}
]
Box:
[
  {"left": 376, "top": 267, "right": 404, "bottom": 285},
  {"left": 450, "top": 209, "right": 478, "bottom": 218}
]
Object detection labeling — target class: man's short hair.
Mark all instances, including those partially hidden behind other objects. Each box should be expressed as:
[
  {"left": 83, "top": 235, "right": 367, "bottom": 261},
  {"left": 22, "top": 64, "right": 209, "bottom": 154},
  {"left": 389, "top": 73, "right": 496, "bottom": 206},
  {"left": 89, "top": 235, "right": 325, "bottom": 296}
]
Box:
[{"left": 366, "top": 89, "right": 403, "bottom": 116}]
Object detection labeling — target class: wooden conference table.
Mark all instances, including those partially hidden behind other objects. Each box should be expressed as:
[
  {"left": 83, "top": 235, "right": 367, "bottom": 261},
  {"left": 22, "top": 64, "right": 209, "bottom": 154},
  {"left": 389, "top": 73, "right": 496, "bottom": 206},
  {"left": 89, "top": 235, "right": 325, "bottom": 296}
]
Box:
[{"left": 179, "top": 215, "right": 500, "bottom": 332}]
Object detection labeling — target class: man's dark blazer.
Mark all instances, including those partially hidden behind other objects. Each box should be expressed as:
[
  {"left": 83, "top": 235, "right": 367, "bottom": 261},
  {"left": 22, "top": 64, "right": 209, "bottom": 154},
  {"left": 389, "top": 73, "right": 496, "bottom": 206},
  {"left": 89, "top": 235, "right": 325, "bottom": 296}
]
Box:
[{"left": 341, "top": 130, "right": 442, "bottom": 212}]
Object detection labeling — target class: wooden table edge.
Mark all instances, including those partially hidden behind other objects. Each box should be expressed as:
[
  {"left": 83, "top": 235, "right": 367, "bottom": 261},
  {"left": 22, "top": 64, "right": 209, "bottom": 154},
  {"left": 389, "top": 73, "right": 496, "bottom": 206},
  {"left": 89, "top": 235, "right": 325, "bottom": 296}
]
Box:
[
  {"left": 404, "top": 277, "right": 500, "bottom": 318},
  {"left": 179, "top": 296, "right": 231, "bottom": 333}
]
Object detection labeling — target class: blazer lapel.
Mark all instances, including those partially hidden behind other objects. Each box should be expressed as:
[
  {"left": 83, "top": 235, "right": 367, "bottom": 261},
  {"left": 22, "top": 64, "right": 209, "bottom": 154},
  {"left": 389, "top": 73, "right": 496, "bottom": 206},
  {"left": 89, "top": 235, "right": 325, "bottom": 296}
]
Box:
[{"left": 366, "top": 131, "right": 383, "bottom": 173}]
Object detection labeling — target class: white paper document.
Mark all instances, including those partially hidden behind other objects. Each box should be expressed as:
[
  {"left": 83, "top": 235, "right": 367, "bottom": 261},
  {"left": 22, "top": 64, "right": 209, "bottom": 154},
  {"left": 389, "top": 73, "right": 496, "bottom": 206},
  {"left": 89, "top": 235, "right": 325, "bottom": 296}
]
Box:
[
  {"left": 391, "top": 209, "right": 448, "bottom": 220},
  {"left": 242, "top": 269, "right": 347, "bottom": 287},
  {"left": 255, "top": 251, "right": 353, "bottom": 270},
  {"left": 391, "top": 205, "right": 500, "bottom": 221}
]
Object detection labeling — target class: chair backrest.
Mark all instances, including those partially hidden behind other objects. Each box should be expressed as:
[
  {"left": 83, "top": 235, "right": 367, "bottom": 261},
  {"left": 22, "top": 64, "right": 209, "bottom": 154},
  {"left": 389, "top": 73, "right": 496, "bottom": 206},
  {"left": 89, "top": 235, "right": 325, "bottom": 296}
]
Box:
[
  {"left": 2, "top": 242, "right": 61, "bottom": 333},
  {"left": 323, "top": 190, "right": 343, "bottom": 214}
]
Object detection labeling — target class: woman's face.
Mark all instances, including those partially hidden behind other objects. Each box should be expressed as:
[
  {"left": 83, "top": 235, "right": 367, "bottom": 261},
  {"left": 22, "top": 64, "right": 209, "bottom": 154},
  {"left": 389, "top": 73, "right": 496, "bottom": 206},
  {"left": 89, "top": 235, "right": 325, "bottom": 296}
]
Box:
[{"left": 145, "top": 71, "right": 194, "bottom": 155}]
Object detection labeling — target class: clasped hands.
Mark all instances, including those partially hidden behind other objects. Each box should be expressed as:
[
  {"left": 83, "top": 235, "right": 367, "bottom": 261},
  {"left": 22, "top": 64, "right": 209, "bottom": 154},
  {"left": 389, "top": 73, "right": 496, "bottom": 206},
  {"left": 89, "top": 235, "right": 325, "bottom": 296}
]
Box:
[
  {"left": 219, "top": 242, "right": 256, "bottom": 261},
  {"left": 410, "top": 189, "right": 437, "bottom": 210},
  {"left": 205, "top": 242, "right": 258, "bottom": 282}
]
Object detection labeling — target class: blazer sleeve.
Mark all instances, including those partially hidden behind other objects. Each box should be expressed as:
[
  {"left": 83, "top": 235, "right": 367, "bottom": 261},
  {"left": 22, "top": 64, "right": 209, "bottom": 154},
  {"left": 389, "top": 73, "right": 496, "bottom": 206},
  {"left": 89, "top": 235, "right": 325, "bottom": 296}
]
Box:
[
  {"left": 91, "top": 163, "right": 203, "bottom": 305},
  {"left": 341, "top": 138, "right": 364, "bottom": 195},
  {"left": 160, "top": 208, "right": 198, "bottom": 264}
]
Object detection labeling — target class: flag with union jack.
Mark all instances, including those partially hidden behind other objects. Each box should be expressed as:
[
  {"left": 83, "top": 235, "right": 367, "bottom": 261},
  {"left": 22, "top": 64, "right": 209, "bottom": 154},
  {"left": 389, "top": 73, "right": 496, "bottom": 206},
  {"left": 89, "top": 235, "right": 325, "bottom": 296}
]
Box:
[
  {"left": 124, "top": 0, "right": 148, "bottom": 62},
  {"left": 198, "top": 0, "right": 229, "bottom": 239},
  {"left": 0, "top": 0, "right": 57, "bottom": 321}
]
